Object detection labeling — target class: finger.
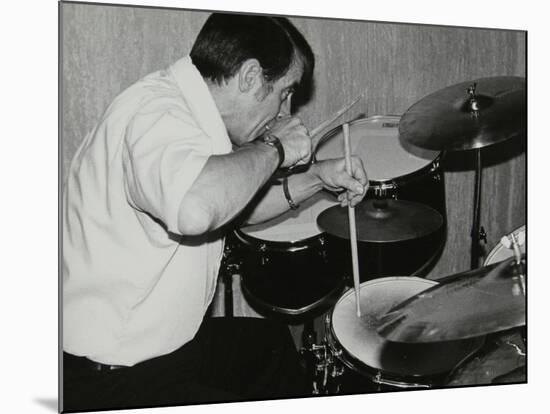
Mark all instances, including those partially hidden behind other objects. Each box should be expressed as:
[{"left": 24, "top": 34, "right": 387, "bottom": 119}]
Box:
[
  {"left": 338, "top": 193, "right": 346, "bottom": 203},
  {"left": 339, "top": 174, "right": 365, "bottom": 197},
  {"left": 351, "top": 157, "right": 369, "bottom": 186},
  {"left": 349, "top": 194, "right": 364, "bottom": 208}
]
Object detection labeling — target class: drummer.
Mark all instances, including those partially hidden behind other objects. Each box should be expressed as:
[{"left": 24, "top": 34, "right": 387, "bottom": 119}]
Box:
[{"left": 62, "top": 12, "right": 368, "bottom": 412}]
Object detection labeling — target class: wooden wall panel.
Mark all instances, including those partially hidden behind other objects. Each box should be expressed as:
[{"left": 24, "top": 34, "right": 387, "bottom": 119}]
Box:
[{"left": 61, "top": 3, "right": 526, "bottom": 316}]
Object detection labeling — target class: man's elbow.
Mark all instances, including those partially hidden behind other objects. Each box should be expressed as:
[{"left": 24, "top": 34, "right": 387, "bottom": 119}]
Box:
[{"left": 177, "top": 196, "right": 215, "bottom": 236}]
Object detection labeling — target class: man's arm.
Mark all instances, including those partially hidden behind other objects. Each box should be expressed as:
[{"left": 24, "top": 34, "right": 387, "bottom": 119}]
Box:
[
  {"left": 242, "top": 157, "right": 368, "bottom": 226},
  {"left": 177, "top": 142, "right": 280, "bottom": 235},
  {"left": 178, "top": 118, "right": 313, "bottom": 235}
]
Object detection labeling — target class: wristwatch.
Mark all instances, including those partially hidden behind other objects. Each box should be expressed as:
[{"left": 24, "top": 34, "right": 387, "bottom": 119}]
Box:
[{"left": 260, "top": 133, "right": 285, "bottom": 168}]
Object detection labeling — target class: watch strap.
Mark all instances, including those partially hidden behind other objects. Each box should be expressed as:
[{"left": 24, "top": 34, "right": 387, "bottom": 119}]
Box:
[{"left": 261, "top": 133, "right": 285, "bottom": 168}]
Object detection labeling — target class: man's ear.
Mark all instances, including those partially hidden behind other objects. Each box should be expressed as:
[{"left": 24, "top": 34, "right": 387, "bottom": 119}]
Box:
[{"left": 237, "top": 59, "right": 263, "bottom": 93}]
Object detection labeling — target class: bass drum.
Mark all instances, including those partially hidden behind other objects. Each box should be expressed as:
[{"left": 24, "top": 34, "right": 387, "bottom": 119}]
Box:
[
  {"left": 234, "top": 191, "right": 345, "bottom": 320},
  {"left": 326, "top": 277, "right": 484, "bottom": 392},
  {"left": 315, "top": 116, "right": 447, "bottom": 280},
  {"left": 484, "top": 225, "right": 526, "bottom": 266}
]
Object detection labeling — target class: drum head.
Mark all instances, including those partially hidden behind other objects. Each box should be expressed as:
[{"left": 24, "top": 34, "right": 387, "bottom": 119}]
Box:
[
  {"left": 484, "top": 225, "right": 526, "bottom": 266},
  {"left": 331, "top": 277, "right": 483, "bottom": 378},
  {"left": 240, "top": 191, "right": 337, "bottom": 242},
  {"left": 316, "top": 116, "right": 440, "bottom": 182}
]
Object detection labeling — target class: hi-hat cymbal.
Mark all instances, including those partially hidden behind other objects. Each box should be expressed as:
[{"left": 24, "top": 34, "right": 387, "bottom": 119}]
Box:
[
  {"left": 317, "top": 199, "right": 444, "bottom": 243},
  {"left": 377, "top": 257, "right": 526, "bottom": 343},
  {"left": 399, "top": 76, "right": 526, "bottom": 151}
]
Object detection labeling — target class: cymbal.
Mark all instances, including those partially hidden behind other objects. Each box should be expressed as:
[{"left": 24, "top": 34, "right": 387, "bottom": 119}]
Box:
[
  {"left": 399, "top": 76, "right": 526, "bottom": 151},
  {"left": 377, "top": 257, "right": 526, "bottom": 343},
  {"left": 317, "top": 199, "right": 444, "bottom": 243}
]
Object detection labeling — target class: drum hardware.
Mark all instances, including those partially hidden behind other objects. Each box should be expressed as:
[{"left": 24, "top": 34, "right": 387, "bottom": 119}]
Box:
[
  {"left": 500, "top": 231, "right": 526, "bottom": 265},
  {"left": 318, "top": 235, "right": 328, "bottom": 261},
  {"left": 317, "top": 198, "right": 444, "bottom": 243},
  {"left": 467, "top": 83, "right": 481, "bottom": 118},
  {"left": 484, "top": 225, "right": 525, "bottom": 267},
  {"left": 301, "top": 338, "right": 344, "bottom": 395},
  {"left": 399, "top": 76, "right": 525, "bottom": 269},
  {"left": 373, "top": 182, "right": 397, "bottom": 198},
  {"left": 377, "top": 257, "right": 526, "bottom": 343},
  {"left": 219, "top": 238, "right": 244, "bottom": 317},
  {"left": 470, "top": 148, "right": 488, "bottom": 268}
]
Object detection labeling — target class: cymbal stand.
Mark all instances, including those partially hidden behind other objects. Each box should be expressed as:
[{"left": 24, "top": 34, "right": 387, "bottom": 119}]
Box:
[
  {"left": 470, "top": 148, "right": 488, "bottom": 269},
  {"left": 468, "top": 84, "right": 488, "bottom": 269}
]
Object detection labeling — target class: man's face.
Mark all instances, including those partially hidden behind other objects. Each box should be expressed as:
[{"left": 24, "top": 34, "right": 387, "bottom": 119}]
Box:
[{"left": 230, "top": 61, "right": 303, "bottom": 146}]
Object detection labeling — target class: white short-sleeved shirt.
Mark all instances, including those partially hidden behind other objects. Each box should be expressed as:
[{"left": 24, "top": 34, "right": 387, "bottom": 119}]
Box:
[{"left": 63, "top": 56, "right": 232, "bottom": 366}]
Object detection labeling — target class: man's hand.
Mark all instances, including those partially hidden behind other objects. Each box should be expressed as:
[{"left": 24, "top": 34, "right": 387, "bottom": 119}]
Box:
[
  {"left": 310, "top": 157, "right": 368, "bottom": 207},
  {"left": 266, "top": 116, "right": 312, "bottom": 168}
]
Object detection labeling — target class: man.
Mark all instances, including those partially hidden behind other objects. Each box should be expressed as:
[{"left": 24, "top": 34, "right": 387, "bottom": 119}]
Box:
[{"left": 62, "top": 13, "right": 367, "bottom": 412}]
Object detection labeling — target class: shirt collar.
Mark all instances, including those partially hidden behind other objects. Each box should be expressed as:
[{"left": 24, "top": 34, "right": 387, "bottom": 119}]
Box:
[{"left": 168, "top": 56, "right": 231, "bottom": 153}]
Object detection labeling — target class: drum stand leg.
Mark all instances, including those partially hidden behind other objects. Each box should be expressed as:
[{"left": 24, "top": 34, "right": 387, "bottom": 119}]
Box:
[
  {"left": 471, "top": 149, "right": 488, "bottom": 269},
  {"left": 301, "top": 320, "right": 318, "bottom": 394},
  {"left": 223, "top": 270, "right": 234, "bottom": 317}
]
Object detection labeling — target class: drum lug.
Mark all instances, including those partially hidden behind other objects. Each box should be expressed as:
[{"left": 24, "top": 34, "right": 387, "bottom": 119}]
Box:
[
  {"left": 259, "top": 243, "right": 269, "bottom": 265},
  {"left": 319, "top": 235, "right": 328, "bottom": 261},
  {"left": 331, "top": 363, "right": 344, "bottom": 378},
  {"left": 374, "top": 182, "right": 397, "bottom": 198}
]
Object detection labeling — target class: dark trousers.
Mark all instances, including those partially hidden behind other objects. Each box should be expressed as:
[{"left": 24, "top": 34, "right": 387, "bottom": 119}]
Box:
[{"left": 62, "top": 317, "right": 310, "bottom": 413}]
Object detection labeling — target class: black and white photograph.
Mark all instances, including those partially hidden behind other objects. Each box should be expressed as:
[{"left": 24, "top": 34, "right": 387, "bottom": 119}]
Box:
[
  {"left": 56, "top": 0, "right": 530, "bottom": 412},
  {"left": 7, "top": 0, "right": 548, "bottom": 413}
]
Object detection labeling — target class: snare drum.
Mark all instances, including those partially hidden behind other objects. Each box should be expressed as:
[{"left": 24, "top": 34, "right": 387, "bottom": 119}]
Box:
[
  {"left": 484, "top": 225, "right": 526, "bottom": 266},
  {"left": 234, "top": 191, "right": 344, "bottom": 318},
  {"left": 316, "top": 116, "right": 447, "bottom": 280},
  {"left": 326, "top": 277, "right": 483, "bottom": 391}
]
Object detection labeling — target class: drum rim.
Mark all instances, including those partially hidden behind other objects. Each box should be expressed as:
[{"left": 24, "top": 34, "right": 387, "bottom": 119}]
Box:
[
  {"left": 334, "top": 276, "right": 437, "bottom": 307},
  {"left": 233, "top": 227, "right": 324, "bottom": 251},
  {"left": 315, "top": 115, "right": 442, "bottom": 186},
  {"left": 327, "top": 277, "right": 484, "bottom": 383},
  {"left": 484, "top": 225, "right": 526, "bottom": 266}
]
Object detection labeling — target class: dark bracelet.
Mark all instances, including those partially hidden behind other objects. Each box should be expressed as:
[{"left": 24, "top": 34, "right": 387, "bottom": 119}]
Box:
[{"left": 283, "top": 177, "right": 300, "bottom": 210}]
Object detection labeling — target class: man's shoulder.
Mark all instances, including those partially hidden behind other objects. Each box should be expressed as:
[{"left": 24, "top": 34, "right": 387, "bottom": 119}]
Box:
[{"left": 111, "top": 69, "right": 194, "bottom": 123}]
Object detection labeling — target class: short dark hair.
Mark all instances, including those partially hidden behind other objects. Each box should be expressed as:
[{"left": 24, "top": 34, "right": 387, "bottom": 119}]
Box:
[{"left": 190, "top": 13, "right": 314, "bottom": 93}]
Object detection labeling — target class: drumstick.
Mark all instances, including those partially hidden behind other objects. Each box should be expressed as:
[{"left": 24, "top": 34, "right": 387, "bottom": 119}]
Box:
[
  {"left": 310, "top": 93, "right": 364, "bottom": 149},
  {"left": 286, "top": 93, "right": 364, "bottom": 171},
  {"left": 343, "top": 122, "right": 362, "bottom": 318}
]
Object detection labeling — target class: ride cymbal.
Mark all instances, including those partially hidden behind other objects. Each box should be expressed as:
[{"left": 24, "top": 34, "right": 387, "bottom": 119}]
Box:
[
  {"left": 377, "top": 257, "right": 526, "bottom": 343},
  {"left": 317, "top": 198, "right": 444, "bottom": 243},
  {"left": 399, "top": 76, "right": 526, "bottom": 152}
]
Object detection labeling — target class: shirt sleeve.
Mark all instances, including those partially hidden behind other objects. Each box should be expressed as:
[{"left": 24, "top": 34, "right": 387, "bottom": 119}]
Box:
[{"left": 122, "top": 103, "right": 212, "bottom": 234}]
